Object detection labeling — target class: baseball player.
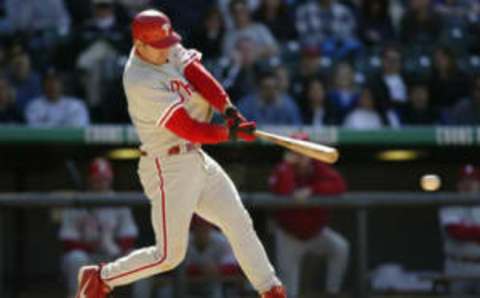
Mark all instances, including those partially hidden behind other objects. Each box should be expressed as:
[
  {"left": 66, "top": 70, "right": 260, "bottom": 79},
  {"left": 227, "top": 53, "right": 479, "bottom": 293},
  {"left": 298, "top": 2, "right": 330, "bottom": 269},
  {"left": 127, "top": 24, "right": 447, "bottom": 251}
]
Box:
[
  {"left": 269, "top": 133, "right": 349, "bottom": 296},
  {"left": 60, "top": 158, "right": 139, "bottom": 298},
  {"left": 439, "top": 164, "right": 480, "bottom": 295},
  {"left": 185, "top": 216, "right": 242, "bottom": 298},
  {"left": 75, "top": 9, "right": 285, "bottom": 298}
]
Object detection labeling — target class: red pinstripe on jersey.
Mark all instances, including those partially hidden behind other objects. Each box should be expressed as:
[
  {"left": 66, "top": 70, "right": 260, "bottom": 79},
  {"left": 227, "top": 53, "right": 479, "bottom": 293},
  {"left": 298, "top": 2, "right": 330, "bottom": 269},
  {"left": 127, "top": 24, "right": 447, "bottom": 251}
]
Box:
[{"left": 104, "top": 158, "right": 168, "bottom": 282}]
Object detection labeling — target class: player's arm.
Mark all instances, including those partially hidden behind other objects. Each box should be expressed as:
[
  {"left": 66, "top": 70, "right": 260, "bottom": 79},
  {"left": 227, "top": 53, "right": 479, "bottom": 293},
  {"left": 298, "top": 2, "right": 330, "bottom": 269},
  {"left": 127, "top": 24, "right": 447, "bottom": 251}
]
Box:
[
  {"left": 439, "top": 208, "right": 480, "bottom": 241},
  {"left": 163, "top": 107, "right": 255, "bottom": 144},
  {"left": 170, "top": 45, "right": 242, "bottom": 118},
  {"left": 444, "top": 223, "right": 480, "bottom": 241},
  {"left": 311, "top": 163, "right": 347, "bottom": 195}
]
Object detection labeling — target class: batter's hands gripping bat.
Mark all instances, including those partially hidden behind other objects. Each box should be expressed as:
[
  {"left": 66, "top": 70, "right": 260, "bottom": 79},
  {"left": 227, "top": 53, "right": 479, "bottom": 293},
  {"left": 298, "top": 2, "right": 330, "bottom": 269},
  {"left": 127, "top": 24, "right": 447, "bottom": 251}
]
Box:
[{"left": 254, "top": 130, "right": 339, "bottom": 164}]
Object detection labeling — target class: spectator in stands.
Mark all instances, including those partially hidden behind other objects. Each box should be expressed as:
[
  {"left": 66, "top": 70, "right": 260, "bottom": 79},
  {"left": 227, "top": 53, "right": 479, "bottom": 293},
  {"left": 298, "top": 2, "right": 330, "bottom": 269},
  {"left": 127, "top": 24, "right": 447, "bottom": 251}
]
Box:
[
  {"left": 290, "top": 47, "right": 323, "bottom": 103},
  {"left": 326, "top": 62, "right": 360, "bottom": 124},
  {"left": 0, "top": 77, "right": 21, "bottom": 123},
  {"left": 435, "top": 0, "right": 471, "bottom": 27},
  {"left": 218, "top": 0, "right": 260, "bottom": 30},
  {"left": 401, "top": 83, "right": 439, "bottom": 125},
  {"left": 188, "top": 6, "right": 225, "bottom": 62},
  {"left": 0, "top": 44, "right": 7, "bottom": 70},
  {"left": 24, "top": 69, "right": 89, "bottom": 127},
  {"left": 302, "top": 77, "right": 332, "bottom": 126},
  {"left": 238, "top": 71, "right": 302, "bottom": 125},
  {"left": 4, "top": 0, "right": 70, "bottom": 36},
  {"left": 74, "top": 0, "right": 129, "bottom": 111},
  {"left": 59, "top": 158, "right": 140, "bottom": 298},
  {"left": 450, "top": 76, "right": 480, "bottom": 125},
  {"left": 160, "top": 0, "right": 215, "bottom": 37},
  {"left": 343, "top": 87, "right": 383, "bottom": 129},
  {"left": 214, "top": 37, "right": 258, "bottom": 103},
  {"left": 400, "top": 0, "right": 443, "bottom": 46},
  {"left": 359, "top": 0, "right": 395, "bottom": 46},
  {"left": 429, "top": 46, "right": 469, "bottom": 109},
  {"left": 274, "top": 64, "right": 291, "bottom": 97},
  {"left": 223, "top": 0, "right": 279, "bottom": 59},
  {"left": 253, "top": 0, "right": 297, "bottom": 43},
  {"left": 295, "top": 0, "right": 360, "bottom": 58},
  {"left": 468, "top": 2, "right": 480, "bottom": 53},
  {"left": 269, "top": 132, "right": 349, "bottom": 297},
  {"left": 8, "top": 50, "right": 42, "bottom": 115},
  {"left": 185, "top": 216, "right": 242, "bottom": 298},
  {"left": 439, "top": 164, "right": 480, "bottom": 295},
  {"left": 368, "top": 45, "right": 407, "bottom": 119},
  {"left": 116, "top": 0, "right": 151, "bottom": 18}
]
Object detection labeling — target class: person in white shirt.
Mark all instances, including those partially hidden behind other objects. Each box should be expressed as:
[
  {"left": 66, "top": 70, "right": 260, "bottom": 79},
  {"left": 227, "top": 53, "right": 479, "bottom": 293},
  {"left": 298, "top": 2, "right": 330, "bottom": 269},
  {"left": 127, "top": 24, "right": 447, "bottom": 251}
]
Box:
[
  {"left": 223, "top": 0, "right": 279, "bottom": 59},
  {"left": 439, "top": 164, "right": 480, "bottom": 295},
  {"left": 59, "top": 158, "right": 140, "bottom": 298},
  {"left": 218, "top": 0, "right": 259, "bottom": 30},
  {"left": 343, "top": 88, "right": 383, "bottom": 129},
  {"left": 25, "top": 70, "right": 89, "bottom": 127},
  {"left": 369, "top": 46, "right": 407, "bottom": 108}
]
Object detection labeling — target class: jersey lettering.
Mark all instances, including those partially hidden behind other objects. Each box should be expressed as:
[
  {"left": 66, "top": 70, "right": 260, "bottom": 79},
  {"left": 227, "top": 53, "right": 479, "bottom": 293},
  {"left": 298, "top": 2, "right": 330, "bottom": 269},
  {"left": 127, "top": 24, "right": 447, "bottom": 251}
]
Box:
[{"left": 170, "top": 80, "right": 194, "bottom": 96}]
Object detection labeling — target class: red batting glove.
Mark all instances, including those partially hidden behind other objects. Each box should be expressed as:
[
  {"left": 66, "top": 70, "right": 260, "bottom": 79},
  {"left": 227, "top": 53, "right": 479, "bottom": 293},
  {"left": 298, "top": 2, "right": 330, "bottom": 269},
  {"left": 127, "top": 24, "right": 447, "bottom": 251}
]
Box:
[{"left": 229, "top": 121, "right": 256, "bottom": 142}]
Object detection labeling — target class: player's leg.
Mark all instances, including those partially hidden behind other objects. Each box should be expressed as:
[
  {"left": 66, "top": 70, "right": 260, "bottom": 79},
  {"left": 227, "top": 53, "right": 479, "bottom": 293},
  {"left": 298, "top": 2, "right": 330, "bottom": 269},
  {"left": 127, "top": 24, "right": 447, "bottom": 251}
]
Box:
[
  {"left": 62, "top": 250, "right": 91, "bottom": 298},
  {"left": 274, "top": 226, "right": 304, "bottom": 297},
  {"left": 309, "top": 227, "right": 349, "bottom": 294},
  {"left": 100, "top": 154, "right": 205, "bottom": 288},
  {"left": 194, "top": 153, "right": 282, "bottom": 294}
]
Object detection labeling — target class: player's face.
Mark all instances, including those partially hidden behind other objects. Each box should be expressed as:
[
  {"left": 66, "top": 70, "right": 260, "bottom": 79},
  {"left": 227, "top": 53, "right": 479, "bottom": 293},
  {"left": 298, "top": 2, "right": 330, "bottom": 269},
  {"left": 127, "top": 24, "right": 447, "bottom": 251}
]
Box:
[
  {"left": 135, "top": 40, "right": 171, "bottom": 65},
  {"left": 89, "top": 175, "right": 113, "bottom": 192}
]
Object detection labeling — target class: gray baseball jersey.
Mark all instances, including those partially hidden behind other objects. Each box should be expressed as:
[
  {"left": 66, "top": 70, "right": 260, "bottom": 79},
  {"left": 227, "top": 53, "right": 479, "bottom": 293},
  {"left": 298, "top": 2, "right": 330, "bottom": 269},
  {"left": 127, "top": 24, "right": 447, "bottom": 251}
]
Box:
[{"left": 123, "top": 49, "right": 213, "bottom": 154}]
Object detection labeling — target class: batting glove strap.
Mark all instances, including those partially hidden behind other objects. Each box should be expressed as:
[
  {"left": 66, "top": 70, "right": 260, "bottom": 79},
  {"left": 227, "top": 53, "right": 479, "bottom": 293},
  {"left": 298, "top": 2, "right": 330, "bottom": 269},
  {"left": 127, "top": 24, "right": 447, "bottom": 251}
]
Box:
[{"left": 223, "top": 105, "right": 247, "bottom": 127}]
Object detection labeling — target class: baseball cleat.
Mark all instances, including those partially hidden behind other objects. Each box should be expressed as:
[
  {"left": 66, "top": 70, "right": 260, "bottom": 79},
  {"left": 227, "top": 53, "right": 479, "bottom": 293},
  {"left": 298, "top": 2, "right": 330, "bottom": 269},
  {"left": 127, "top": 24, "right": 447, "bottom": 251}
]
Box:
[
  {"left": 75, "top": 265, "right": 111, "bottom": 298},
  {"left": 261, "top": 285, "right": 287, "bottom": 298}
]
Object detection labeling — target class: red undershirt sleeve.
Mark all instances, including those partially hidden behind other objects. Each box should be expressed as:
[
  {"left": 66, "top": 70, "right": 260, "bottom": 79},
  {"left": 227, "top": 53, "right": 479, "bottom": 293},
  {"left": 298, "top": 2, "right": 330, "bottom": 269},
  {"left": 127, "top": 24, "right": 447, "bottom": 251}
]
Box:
[
  {"left": 445, "top": 223, "right": 480, "bottom": 241},
  {"left": 164, "top": 107, "right": 229, "bottom": 144},
  {"left": 184, "top": 61, "right": 230, "bottom": 112},
  {"left": 117, "top": 237, "right": 136, "bottom": 254},
  {"left": 62, "top": 240, "right": 93, "bottom": 253}
]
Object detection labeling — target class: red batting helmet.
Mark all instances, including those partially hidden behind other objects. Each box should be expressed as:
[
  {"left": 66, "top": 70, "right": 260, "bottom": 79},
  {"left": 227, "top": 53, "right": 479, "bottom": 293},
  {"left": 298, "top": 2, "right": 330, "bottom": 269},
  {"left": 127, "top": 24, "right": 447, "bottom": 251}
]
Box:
[
  {"left": 132, "top": 9, "right": 181, "bottom": 49},
  {"left": 89, "top": 158, "right": 113, "bottom": 180},
  {"left": 459, "top": 164, "right": 480, "bottom": 182}
]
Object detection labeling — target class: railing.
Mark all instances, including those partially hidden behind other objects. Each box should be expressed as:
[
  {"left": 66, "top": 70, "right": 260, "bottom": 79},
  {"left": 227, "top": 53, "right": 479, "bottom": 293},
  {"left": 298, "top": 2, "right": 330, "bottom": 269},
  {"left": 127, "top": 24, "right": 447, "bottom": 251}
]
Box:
[
  {"left": 1, "top": 125, "right": 480, "bottom": 146},
  {"left": 0, "top": 192, "right": 479, "bottom": 298}
]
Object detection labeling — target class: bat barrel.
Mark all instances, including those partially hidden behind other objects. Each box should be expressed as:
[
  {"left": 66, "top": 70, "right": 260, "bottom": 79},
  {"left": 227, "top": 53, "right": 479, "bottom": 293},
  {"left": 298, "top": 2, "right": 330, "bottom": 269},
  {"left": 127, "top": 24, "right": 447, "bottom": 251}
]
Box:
[{"left": 254, "top": 130, "right": 339, "bottom": 164}]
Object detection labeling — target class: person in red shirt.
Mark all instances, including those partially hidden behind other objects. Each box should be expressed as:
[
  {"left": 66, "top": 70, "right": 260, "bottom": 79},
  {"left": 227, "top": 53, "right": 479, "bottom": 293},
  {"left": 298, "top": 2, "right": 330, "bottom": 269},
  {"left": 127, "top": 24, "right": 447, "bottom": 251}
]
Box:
[
  {"left": 439, "top": 164, "right": 480, "bottom": 295},
  {"left": 268, "top": 133, "right": 349, "bottom": 297}
]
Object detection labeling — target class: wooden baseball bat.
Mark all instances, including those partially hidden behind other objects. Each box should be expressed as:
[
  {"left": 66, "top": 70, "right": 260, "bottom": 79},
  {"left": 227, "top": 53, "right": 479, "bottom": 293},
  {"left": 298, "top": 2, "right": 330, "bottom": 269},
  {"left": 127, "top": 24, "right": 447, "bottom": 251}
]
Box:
[{"left": 254, "top": 130, "right": 339, "bottom": 164}]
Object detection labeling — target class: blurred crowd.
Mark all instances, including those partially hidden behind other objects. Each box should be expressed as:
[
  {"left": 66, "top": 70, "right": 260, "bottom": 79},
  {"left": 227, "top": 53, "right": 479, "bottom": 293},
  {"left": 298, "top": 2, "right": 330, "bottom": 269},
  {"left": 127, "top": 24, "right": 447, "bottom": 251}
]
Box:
[{"left": 0, "top": 0, "right": 480, "bottom": 127}]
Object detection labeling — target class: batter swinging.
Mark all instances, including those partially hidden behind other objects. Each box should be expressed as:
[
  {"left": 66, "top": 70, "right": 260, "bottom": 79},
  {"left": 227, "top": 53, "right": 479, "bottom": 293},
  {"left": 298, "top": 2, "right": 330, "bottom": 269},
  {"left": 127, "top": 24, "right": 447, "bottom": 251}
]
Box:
[{"left": 75, "top": 9, "right": 286, "bottom": 298}]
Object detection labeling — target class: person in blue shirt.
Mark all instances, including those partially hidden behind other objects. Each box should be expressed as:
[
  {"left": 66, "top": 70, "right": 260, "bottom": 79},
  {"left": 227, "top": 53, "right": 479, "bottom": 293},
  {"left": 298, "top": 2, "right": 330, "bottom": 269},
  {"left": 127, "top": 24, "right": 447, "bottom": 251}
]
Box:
[
  {"left": 8, "top": 50, "right": 42, "bottom": 115},
  {"left": 238, "top": 71, "right": 302, "bottom": 125},
  {"left": 326, "top": 62, "right": 360, "bottom": 124}
]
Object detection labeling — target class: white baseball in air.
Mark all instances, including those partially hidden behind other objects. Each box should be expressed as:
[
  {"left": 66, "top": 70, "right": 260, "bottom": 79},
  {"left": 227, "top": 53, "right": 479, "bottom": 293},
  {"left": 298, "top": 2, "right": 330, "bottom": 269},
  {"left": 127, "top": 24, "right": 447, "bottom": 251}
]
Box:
[{"left": 420, "top": 174, "right": 441, "bottom": 191}]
